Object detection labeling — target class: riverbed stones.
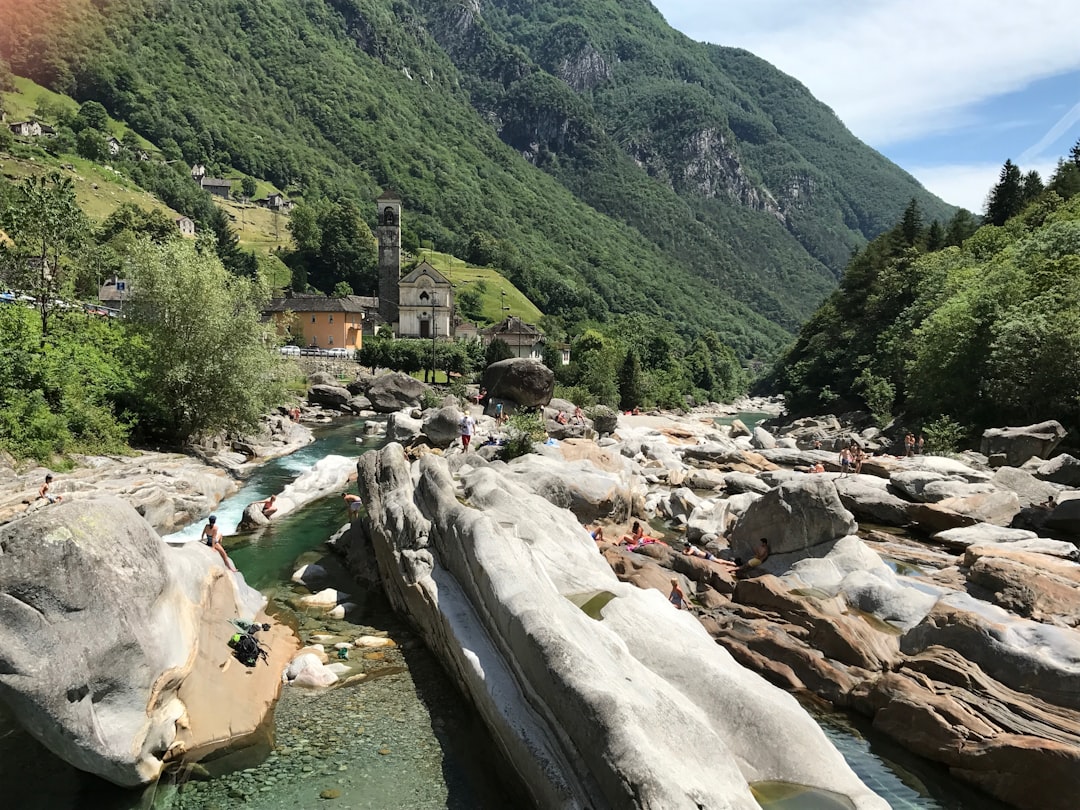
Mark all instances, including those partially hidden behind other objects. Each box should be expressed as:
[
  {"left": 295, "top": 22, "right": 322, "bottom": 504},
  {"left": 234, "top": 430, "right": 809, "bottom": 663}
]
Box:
[
  {"left": 907, "top": 490, "right": 1022, "bottom": 533},
  {"left": 729, "top": 477, "right": 857, "bottom": 557},
  {"left": 1045, "top": 498, "right": 1080, "bottom": 536},
  {"left": 991, "top": 466, "right": 1061, "bottom": 508},
  {"left": 481, "top": 358, "right": 554, "bottom": 409},
  {"left": 963, "top": 544, "right": 1080, "bottom": 624},
  {"left": 386, "top": 411, "right": 422, "bottom": 443},
  {"left": 751, "top": 426, "right": 777, "bottom": 450},
  {"left": 0, "top": 496, "right": 293, "bottom": 786},
  {"left": 980, "top": 420, "right": 1068, "bottom": 467},
  {"left": 832, "top": 475, "right": 910, "bottom": 527},
  {"left": 366, "top": 372, "right": 428, "bottom": 413}
]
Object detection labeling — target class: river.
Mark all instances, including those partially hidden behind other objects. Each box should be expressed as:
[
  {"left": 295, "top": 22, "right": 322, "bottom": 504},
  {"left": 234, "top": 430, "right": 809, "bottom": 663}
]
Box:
[{"left": 0, "top": 417, "right": 1011, "bottom": 809}]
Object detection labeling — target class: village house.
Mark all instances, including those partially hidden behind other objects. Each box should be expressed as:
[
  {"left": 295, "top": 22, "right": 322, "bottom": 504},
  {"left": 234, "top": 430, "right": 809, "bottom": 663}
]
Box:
[
  {"left": 263, "top": 293, "right": 371, "bottom": 351},
  {"left": 258, "top": 192, "right": 293, "bottom": 212},
  {"left": 482, "top": 315, "right": 545, "bottom": 360},
  {"left": 106, "top": 136, "right": 122, "bottom": 156},
  {"left": 199, "top": 177, "right": 232, "bottom": 198},
  {"left": 190, "top": 164, "right": 207, "bottom": 181},
  {"left": 175, "top": 216, "right": 196, "bottom": 238},
  {"left": 8, "top": 121, "right": 42, "bottom": 137},
  {"left": 98, "top": 277, "right": 131, "bottom": 308}
]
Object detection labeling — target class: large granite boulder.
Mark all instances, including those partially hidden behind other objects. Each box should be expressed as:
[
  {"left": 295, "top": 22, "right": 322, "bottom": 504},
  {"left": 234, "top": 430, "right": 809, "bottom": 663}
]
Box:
[
  {"left": 1036, "top": 454, "right": 1080, "bottom": 487},
  {"left": 730, "top": 477, "right": 857, "bottom": 557},
  {"left": 833, "top": 475, "right": 911, "bottom": 527},
  {"left": 1045, "top": 498, "right": 1080, "bottom": 536},
  {"left": 991, "top": 466, "right": 1061, "bottom": 508},
  {"left": 750, "top": 426, "right": 777, "bottom": 450},
  {"left": 386, "top": 411, "right": 423, "bottom": 444},
  {"left": 481, "top": 359, "right": 554, "bottom": 409},
  {"left": 500, "top": 452, "right": 644, "bottom": 524},
  {"left": 366, "top": 372, "right": 428, "bottom": 413},
  {"left": 307, "top": 383, "right": 352, "bottom": 409},
  {"left": 981, "top": 420, "right": 1068, "bottom": 467},
  {"left": 907, "top": 490, "right": 1022, "bottom": 533},
  {"left": 351, "top": 444, "right": 887, "bottom": 809},
  {"left": 421, "top": 406, "right": 463, "bottom": 449},
  {"left": 0, "top": 497, "right": 294, "bottom": 786}
]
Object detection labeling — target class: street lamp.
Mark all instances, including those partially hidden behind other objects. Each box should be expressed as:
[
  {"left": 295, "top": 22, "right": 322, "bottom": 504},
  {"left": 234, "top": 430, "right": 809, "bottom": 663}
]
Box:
[{"left": 431, "top": 293, "right": 438, "bottom": 385}]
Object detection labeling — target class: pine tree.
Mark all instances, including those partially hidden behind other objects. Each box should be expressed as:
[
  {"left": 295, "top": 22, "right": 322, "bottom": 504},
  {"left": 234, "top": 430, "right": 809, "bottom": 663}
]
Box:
[
  {"left": 985, "top": 160, "right": 1024, "bottom": 226},
  {"left": 926, "top": 220, "right": 945, "bottom": 251},
  {"left": 898, "top": 198, "right": 923, "bottom": 246},
  {"left": 1021, "top": 170, "right": 1044, "bottom": 205},
  {"left": 618, "top": 348, "right": 644, "bottom": 411},
  {"left": 1070, "top": 138, "right": 1080, "bottom": 168},
  {"left": 945, "top": 209, "right": 978, "bottom": 247}
]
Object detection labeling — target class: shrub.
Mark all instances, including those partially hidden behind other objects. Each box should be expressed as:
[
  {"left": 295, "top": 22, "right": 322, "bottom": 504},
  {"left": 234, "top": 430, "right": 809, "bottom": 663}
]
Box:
[
  {"left": 504, "top": 411, "right": 546, "bottom": 460},
  {"left": 922, "top": 415, "right": 967, "bottom": 454}
]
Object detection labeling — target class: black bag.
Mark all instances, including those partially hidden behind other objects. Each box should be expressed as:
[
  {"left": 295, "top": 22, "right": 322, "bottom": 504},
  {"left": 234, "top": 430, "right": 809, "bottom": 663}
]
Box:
[{"left": 232, "top": 629, "right": 269, "bottom": 667}]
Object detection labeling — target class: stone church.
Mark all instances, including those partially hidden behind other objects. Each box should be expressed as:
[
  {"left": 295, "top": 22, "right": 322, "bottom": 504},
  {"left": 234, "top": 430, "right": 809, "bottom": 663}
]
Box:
[{"left": 376, "top": 190, "right": 454, "bottom": 339}]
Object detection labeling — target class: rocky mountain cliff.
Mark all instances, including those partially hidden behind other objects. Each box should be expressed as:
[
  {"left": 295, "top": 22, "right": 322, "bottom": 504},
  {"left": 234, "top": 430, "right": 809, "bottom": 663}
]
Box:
[{"left": 1, "top": 0, "right": 954, "bottom": 357}]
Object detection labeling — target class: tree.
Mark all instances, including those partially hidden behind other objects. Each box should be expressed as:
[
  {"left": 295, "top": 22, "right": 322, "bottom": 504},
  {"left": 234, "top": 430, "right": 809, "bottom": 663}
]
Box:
[
  {"left": 926, "top": 220, "right": 945, "bottom": 252},
  {"left": 76, "top": 128, "right": 108, "bottom": 161},
  {"left": 985, "top": 159, "right": 1024, "bottom": 226},
  {"left": 898, "top": 198, "right": 923, "bottom": 246},
  {"left": 485, "top": 337, "right": 515, "bottom": 366},
  {"left": 1021, "top": 170, "right": 1044, "bottom": 205},
  {"left": 241, "top": 176, "right": 258, "bottom": 199},
  {"left": 332, "top": 281, "right": 354, "bottom": 298},
  {"left": 945, "top": 209, "right": 979, "bottom": 247},
  {"left": 618, "top": 348, "right": 645, "bottom": 410},
  {"left": 0, "top": 173, "right": 87, "bottom": 338},
  {"left": 73, "top": 100, "right": 109, "bottom": 133},
  {"left": 124, "top": 239, "right": 283, "bottom": 443}
]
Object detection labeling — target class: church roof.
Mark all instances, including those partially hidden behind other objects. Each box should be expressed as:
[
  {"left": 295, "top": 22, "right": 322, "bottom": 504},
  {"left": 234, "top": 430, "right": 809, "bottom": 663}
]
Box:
[
  {"left": 377, "top": 188, "right": 402, "bottom": 201},
  {"left": 399, "top": 260, "right": 450, "bottom": 286}
]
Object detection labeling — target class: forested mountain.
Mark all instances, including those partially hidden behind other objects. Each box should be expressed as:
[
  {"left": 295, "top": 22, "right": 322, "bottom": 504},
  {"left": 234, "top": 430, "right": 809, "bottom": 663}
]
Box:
[{"left": 0, "top": 0, "right": 953, "bottom": 359}]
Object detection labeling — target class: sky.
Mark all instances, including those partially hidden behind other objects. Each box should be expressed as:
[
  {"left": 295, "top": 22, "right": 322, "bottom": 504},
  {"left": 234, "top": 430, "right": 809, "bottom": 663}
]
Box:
[{"left": 649, "top": 0, "right": 1080, "bottom": 212}]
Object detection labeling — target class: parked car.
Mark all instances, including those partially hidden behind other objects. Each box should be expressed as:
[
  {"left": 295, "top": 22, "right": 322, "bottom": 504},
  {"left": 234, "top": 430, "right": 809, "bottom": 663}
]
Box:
[
  {"left": 279, "top": 345, "right": 301, "bottom": 356},
  {"left": 325, "top": 347, "right": 351, "bottom": 358}
]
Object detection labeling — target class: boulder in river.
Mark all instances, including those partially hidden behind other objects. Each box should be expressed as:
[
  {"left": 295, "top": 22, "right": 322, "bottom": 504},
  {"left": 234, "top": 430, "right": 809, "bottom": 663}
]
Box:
[
  {"left": 729, "top": 477, "right": 857, "bottom": 557},
  {"left": 481, "top": 358, "right": 554, "bottom": 409},
  {"left": 421, "top": 406, "right": 464, "bottom": 449},
  {"left": 0, "top": 496, "right": 295, "bottom": 786},
  {"left": 1035, "top": 454, "right": 1080, "bottom": 486},
  {"left": 367, "top": 372, "right": 428, "bottom": 413},
  {"left": 351, "top": 444, "right": 888, "bottom": 809},
  {"left": 307, "top": 383, "right": 353, "bottom": 409}
]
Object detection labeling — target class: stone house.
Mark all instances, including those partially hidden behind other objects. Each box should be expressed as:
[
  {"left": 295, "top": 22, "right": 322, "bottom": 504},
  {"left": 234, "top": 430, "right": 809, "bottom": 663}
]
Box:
[
  {"left": 175, "top": 216, "right": 196, "bottom": 238},
  {"left": 8, "top": 121, "right": 42, "bottom": 137},
  {"left": 482, "top": 315, "right": 544, "bottom": 360},
  {"left": 199, "top": 177, "right": 232, "bottom": 198},
  {"left": 106, "top": 136, "right": 122, "bottom": 156}
]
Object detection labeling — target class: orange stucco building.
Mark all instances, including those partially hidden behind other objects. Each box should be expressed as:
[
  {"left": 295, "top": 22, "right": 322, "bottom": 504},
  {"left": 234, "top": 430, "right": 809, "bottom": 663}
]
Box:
[{"left": 264, "top": 293, "right": 376, "bottom": 350}]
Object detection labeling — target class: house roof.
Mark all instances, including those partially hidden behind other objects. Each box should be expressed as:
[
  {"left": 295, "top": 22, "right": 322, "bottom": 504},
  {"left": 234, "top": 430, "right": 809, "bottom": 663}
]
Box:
[
  {"left": 264, "top": 294, "right": 375, "bottom": 314},
  {"left": 200, "top": 177, "right": 231, "bottom": 188},
  {"left": 399, "top": 260, "right": 450, "bottom": 286},
  {"left": 377, "top": 188, "right": 402, "bottom": 201},
  {"left": 483, "top": 315, "right": 543, "bottom": 341}
]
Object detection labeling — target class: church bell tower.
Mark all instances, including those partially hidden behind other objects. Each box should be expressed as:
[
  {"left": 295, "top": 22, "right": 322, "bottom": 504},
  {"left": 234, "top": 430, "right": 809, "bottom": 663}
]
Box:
[{"left": 376, "top": 190, "right": 402, "bottom": 329}]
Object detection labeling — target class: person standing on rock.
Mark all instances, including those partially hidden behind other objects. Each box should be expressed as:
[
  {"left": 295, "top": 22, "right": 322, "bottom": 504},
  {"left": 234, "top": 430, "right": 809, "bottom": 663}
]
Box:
[
  {"left": 342, "top": 492, "right": 363, "bottom": 521},
  {"left": 201, "top": 515, "right": 238, "bottom": 572},
  {"left": 905, "top": 432, "right": 916, "bottom": 457},
  {"left": 916, "top": 434, "right": 925, "bottom": 455},
  {"left": 839, "top": 447, "right": 853, "bottom": 476},
  {"left": 459, "top": 412, "right": 476, "bottom": 451}
]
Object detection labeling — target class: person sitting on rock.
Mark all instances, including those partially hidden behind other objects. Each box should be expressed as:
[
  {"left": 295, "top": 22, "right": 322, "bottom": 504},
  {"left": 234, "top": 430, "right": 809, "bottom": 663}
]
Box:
[
  {"left": 258, "top": 494, "right": 278, "bottom": 518},
  {"left": 474, "top": 388, "right": 487, "bottom": 405},
  {"left": 588, "top": 524, "right": 605, "bottom": 543},
  {"left": 201, "top": 515, "right": 238, "bottom": 572},
  {"left": 620, "top": 521, "right": 661, "bottom": 552},
  {"left": 717, "top": 538, "right": 770, "bottom": 577},
  {"left": 38, "top": 473, "right": 62, "bottom": 504},
  {"left": 811, "top": 461, "right": 826, "bottom": 473},
  {"left": 668, "top": 578, "right": 690, "bottom": 610},
  {"left": 342, "top": 492, "right": 363, "bottom": 521},
  {"left": 573, "top": 405, "right": 585, "bottom": 424},
  {"left": 555, "top": 410, "right": 568, "bottom": 425}
]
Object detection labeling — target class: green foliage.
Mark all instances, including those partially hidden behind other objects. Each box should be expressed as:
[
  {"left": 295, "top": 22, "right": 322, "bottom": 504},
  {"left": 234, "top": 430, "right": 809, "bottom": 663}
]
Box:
[
  {"left": 485, "top": 337, "right": 514, "bottom": 366},
  {"left": 332, "top": 281, "right": 354, "bottom": 298},
  {"left": 770, "top": 146, "right": 1080, "bottom": 439},
  {"left": 618, "top": 348, "right": 644, "bottom": 411},
  {"left": 420, "top": 388, "right": 442, "bottom": 411},
  {"left": 921, "top": 416, "right": 966, "bottom": 455},
  {"left": 73, "top": 100, "right": 108, "bottom": 132},
  {"left": 124, "top": 238, "right": 284, "bottom": 442},
  {"left": 456, "top": 284, "right": 483, "bottom": 321},
  {"left": 553, "top": 384, "right": 596, "bottom": 408},
  {"left": 0, "top": 305, "right": 134, "bottom": 462},
  {"left": 241, "top": 176, "right": 258, "bottom": 199},
  {"left": 0, "top": 172, "right": 88, "bottom": 337},
  {"left": 504, "top": 411, "right": 546, "bottom": 460}
]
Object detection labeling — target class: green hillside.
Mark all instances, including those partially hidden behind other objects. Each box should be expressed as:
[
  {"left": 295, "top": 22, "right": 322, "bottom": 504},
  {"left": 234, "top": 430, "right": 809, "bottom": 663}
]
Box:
[{"left": 0, "top": 0, "right": 954, "bottom": 361}]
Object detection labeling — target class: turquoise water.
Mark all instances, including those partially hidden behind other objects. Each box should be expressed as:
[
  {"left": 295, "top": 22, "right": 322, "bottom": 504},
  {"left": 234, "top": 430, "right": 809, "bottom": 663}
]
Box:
[{"left": 714, "top": 410, "right": 776, "bottom": 430}]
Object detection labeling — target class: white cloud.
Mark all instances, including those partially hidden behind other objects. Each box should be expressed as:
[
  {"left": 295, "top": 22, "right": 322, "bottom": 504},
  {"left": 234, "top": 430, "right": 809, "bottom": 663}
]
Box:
[
  {"left": 652, "top": 0, "right": 1080, "bottom": 146},
  {"left": 909, "top": 159, "right": 1059, "bottom": 212}
]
